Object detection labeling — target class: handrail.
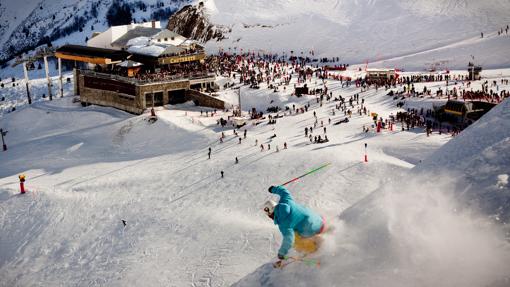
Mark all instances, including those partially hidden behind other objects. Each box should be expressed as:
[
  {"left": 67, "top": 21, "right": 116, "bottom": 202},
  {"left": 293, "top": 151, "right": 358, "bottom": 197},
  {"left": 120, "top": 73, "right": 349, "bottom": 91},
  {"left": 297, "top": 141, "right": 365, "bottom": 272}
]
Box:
[{"left": 79, "top": 69, "right": 214, "bottom": 85}]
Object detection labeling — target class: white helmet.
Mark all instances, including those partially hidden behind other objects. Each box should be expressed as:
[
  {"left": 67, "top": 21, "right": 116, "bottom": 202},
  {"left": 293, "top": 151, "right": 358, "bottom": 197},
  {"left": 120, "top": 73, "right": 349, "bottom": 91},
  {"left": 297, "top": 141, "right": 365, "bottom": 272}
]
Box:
[{"left": 263, "top": 200, "right": 277, "bottom": 216}]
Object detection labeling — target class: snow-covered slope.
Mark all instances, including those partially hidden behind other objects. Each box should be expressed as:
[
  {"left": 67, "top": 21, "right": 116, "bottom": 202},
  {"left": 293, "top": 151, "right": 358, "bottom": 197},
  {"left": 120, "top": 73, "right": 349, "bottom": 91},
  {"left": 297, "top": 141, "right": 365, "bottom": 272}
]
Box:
[
  {"left": 201, "top": 0, "right": 510, "bottom": 69},
  {"left": 1, "top": 1, "right": 510, "bottom": 285},
  {"left": 0, "top": 70, "right": 444, "bottom": 285},
  {"left": 416, "top": 97, "right": 510, "bottom": 223},
  {"left": 2, "top": 0, "right": 510, "bottom": 72},
  {"left": 234, "top": 99, "right": 510, "bottom": 287},
  {"left": 1, "top": 67, "right": 509, "bottom": 286}
]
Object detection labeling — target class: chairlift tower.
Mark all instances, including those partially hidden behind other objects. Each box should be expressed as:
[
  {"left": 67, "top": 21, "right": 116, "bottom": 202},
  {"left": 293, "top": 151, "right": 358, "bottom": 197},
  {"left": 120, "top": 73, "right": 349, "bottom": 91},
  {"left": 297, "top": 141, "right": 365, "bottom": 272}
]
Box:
[{"left": 12, "top": 46, "right": 57, "bottom": 104}]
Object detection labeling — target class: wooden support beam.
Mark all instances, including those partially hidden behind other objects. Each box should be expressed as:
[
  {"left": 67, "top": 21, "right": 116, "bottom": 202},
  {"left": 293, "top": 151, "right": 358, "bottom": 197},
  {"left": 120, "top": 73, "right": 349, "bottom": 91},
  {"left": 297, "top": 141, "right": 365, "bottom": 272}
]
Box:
[
  {"left": 58, "top": 57, "right": 63, "bottom": 98},
  {"left": 22, "top": 62, "right": 32, "bottom": 104},
  {"left": 44, "top": 56, "right": 52, "bottom": 100},
  {"left": 55, "top": 52, "right": 114, "bottom": 65}
]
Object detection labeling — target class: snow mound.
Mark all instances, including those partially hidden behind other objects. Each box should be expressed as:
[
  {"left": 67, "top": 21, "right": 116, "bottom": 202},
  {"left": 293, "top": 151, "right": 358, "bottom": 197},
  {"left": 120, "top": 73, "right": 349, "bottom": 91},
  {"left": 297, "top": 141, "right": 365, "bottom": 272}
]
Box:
[
  {"left": 416, "top": 98, "right": 510, "bottom": 222},
  {"left": 0, "top": 98, "right": 210, "bottom": 178},
  {"left": 234, "top": 99, "right": 510, "bottom": 287}
]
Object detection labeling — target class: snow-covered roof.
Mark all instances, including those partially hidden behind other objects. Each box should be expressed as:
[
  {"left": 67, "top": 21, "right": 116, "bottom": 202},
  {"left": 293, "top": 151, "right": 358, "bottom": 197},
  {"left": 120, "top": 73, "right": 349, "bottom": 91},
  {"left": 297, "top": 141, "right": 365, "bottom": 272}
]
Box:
[
  {"left": 111, "top": 27, "right": 161, "bottom": 48},
  {"left": 161, "top": 45, "right": 185, "bottom": 56},
  {"left": 179, "top": 39, "right": 204, "bottom": 48},
  {"left": 126, "top": 36, "right": 151, "bottom": 47},
  {"left": 126, "top": 44, "right": 185, "bottom": 58},
  {"left": 117, "top": 60, "right": 143, "bottom": 68},
  {"left": 127, "top": 45, "right": 167, "bottom": 57},
  {"left": 154, "top": 29, "right": 185, "bottom": 41}
]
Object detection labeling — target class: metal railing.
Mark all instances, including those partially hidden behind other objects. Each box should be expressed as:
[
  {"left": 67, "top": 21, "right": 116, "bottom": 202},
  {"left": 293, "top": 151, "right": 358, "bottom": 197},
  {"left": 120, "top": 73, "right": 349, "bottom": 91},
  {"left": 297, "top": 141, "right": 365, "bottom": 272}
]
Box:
[{"left": 79, "top": 69, "right": 215, "bottom": 86}]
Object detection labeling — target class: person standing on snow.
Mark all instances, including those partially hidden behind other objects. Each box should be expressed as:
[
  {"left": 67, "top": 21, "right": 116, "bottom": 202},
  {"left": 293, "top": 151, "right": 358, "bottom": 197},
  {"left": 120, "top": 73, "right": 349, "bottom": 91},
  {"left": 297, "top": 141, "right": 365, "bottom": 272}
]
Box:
[{"left": 263, "top": 185, "right": 326, "bottom": 260}]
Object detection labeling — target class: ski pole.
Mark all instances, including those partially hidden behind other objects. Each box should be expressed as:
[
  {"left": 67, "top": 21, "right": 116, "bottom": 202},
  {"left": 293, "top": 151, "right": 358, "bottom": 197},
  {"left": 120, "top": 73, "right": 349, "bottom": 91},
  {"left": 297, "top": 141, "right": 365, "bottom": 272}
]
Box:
[{"left": 281, "top": 162, "right": 331, "bottom": 186}]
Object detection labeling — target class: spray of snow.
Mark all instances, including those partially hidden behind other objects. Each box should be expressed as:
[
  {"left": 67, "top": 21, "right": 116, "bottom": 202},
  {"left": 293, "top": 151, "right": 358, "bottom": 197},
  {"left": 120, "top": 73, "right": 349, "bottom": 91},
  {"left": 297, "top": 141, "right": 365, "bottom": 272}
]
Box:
[{"left": 235, "top": 174, "right": 510, "bottom": 287}]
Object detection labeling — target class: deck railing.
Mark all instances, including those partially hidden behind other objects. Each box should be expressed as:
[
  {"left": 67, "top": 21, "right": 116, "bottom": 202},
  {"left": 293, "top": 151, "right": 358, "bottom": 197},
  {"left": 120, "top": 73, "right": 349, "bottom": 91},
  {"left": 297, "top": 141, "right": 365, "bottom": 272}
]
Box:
[{"left": 79, "top": 69, "right": 214, "bottom": 85}]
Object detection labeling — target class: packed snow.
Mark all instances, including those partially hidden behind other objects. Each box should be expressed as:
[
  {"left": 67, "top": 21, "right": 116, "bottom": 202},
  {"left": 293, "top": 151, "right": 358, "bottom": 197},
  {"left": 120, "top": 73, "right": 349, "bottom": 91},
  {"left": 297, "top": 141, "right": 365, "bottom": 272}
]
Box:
[
  {"left": 1, "top": 61, "right": 510, "bottom": 286},
  {"left": 1, "top": 0, "right": 510, "bottom": 286}
]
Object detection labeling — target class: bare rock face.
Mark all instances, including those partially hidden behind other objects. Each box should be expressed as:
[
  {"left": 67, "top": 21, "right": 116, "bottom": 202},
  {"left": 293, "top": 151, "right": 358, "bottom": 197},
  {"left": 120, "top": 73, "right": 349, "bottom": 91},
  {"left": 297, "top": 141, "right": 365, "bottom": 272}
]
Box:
[{"left": 167, "top": 2, "right": 227, "bottom": 43}]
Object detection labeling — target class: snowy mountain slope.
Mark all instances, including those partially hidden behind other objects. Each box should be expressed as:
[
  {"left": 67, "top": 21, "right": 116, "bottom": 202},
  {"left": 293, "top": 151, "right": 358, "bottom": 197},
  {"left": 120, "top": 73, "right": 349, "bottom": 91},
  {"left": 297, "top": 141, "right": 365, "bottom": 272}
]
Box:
[
  {"left": 1, "top": 66, "right": 488, "bottom": 285},
  {"left": 0, "top": 0, "right": 42, "bottom": 48},
  {"left": 1, "top": 0, "right": 510, "bottom": 72},
  {"left": 0, "top": 0, "right": 191, "bottom": 65},
  {"left": 0, "top": 0, "right": 106, "bottom": 63},
  {"left": 234, "top": 99, "right": 510, "bottom": 287},
  {"left": 201, "top": 0, "right": 510, "bottom": 69},
  {"left": 360, "top": 31, "right": 510, "bottom": 70}
]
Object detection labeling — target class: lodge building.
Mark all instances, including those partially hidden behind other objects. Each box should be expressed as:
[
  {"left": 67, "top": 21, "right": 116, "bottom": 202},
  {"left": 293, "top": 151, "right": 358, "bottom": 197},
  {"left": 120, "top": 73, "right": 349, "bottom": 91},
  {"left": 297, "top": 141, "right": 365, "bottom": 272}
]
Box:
[
  {"left": 365, "top": 68, "right": 397, "bottom": 84},
  {"left": 55, "top": 21, "right": 224, "bottom": 114}
]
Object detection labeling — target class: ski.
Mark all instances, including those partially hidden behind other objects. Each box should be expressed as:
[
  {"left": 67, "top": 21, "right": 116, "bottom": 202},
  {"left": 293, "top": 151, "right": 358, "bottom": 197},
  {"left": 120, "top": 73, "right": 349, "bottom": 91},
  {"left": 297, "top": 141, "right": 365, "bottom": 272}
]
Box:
[{"left": 273, "top": 256, "right": 320, "bottom": 269}]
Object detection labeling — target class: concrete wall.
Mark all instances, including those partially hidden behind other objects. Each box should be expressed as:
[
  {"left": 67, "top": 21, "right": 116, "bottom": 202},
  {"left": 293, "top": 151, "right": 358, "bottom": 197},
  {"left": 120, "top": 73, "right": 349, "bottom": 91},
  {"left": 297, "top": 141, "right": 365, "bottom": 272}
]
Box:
[
  {"left": 138, "top": 80, "right": 190, "bottom": 108},
  {"left": 77, "top": 72, "right": 223, "bottom": 114},
  {"left": 78, "top": 74, "right": 144, "bottom": 114},
  {"left": 186, "top": 89, "right": 225, "bottom": 109},
  {"left": 73, "top": 69, "right": 80, "bottom": 96},
  {"left": 87, "top": 28, "right": 115, "bottom": 49}
]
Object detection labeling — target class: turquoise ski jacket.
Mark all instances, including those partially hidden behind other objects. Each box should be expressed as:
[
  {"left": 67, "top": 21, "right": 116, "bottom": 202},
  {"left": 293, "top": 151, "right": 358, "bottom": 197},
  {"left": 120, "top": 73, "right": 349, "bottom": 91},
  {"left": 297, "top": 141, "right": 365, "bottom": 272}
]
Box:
[{"left": 270, "top": 185, "right": 323, "bottom": 256}]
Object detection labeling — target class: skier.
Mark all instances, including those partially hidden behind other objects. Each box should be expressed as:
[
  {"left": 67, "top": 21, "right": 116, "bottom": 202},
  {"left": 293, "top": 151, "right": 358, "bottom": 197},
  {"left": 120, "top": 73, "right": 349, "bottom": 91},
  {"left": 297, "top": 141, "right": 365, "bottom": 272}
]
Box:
[
  {"left": 235, "top": 157, "right": 239, "bottom": 164},
  {"left": 264, "top": 186, "right": 326, "bottom": 260},
  {"left": 208, "top": 147, "right": 212, "bottom": 159},
  {"left": 221, "top": 171, "right": 224, "bottom": 178}
]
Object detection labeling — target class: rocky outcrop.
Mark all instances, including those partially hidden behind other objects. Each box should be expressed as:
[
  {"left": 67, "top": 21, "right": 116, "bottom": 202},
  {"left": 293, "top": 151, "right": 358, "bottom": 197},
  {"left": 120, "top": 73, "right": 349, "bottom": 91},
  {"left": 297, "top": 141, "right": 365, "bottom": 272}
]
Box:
[{"left": 167, "top": 2, "right": 227, "bottom": 43}]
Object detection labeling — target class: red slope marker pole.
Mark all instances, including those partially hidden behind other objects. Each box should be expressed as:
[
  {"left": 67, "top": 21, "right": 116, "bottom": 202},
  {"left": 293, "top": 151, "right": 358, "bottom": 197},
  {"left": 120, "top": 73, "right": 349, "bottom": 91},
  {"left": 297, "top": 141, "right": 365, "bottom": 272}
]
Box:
[{"left": 19, "top": 174, "right": 26, "bottom": 194}]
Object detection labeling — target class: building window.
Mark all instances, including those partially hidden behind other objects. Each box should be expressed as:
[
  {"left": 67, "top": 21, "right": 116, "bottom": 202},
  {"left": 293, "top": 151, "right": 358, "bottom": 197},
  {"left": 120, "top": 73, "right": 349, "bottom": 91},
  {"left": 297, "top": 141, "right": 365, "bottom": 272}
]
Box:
[
  {"left": 171, "top": 37, "right": 175, "bottom": 41},
  {"left": 158, "top": 39, "right": 161, "bottom": 42},
  {"left": 164, "top": 38, "right": 168, "bottom": 41}
]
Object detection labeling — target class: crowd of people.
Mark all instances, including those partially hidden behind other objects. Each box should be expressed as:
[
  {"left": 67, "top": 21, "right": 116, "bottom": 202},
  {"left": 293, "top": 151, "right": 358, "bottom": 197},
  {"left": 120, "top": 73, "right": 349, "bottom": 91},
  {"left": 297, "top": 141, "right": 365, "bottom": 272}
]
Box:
[
  {"left": 134, "top": 62, "right": 213, "bottom": 83},
  {"left": 167, "top": 47, "right": 510, "bottom": 155}
]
